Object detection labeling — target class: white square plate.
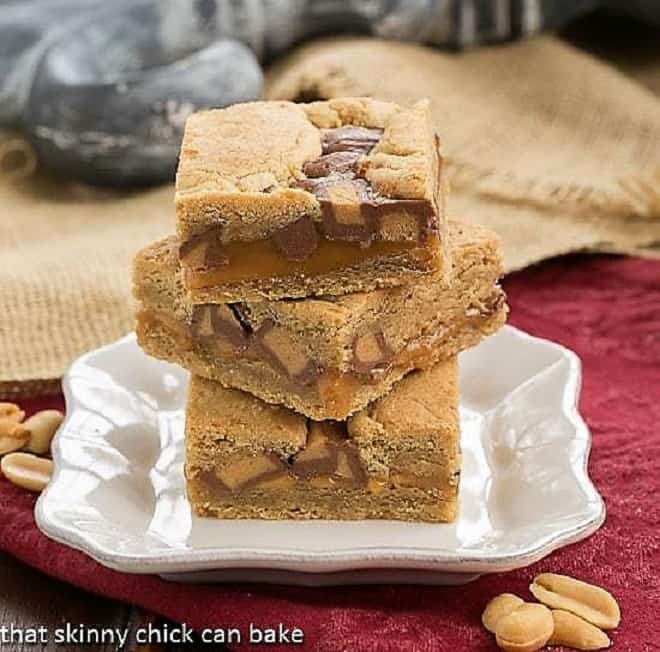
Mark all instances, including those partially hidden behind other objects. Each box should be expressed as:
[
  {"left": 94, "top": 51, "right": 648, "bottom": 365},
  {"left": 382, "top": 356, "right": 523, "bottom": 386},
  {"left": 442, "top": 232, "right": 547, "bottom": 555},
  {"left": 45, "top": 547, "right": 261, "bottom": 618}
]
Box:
[{"left": 36, "top": 326, "right": 605, "bottom": 585}]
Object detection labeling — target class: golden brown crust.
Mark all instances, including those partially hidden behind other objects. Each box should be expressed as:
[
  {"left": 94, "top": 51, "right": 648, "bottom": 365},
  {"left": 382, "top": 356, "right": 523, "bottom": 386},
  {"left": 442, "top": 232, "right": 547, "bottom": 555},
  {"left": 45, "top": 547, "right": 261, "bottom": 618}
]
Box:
[
  {"left": 133, "top": 221, "right": 506, "bottom": 419},
  {"left": 186, "top": 375, "right": 307, "bottom": 453},
  {"left": 177, "top": 102, "right": 321, "bottom": 195},
  {"left": 185, "top": 359, "right": 460, "bottom": 522},
  {"left": 175, "top": 98, "right": 445, "bottom": 244},
  {"left": 133, "top": 221, "right": 504, "bottom": 370},
  {"left": 136, "top": 309, "right": 503, "bottom": 420},
  {"left": 349, "top": 358, "right": 459, "bottom": 442}
]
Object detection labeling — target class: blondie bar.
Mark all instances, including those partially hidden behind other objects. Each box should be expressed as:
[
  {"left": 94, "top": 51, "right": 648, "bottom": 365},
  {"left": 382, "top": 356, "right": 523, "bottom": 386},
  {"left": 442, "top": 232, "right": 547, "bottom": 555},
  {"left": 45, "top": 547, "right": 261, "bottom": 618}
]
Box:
[
  {"left": 185, "top": 358, "right": 460, "bottom": 522},
  {"left": 175, "top": 97, "right": 447, "bottom": 301},
  {"left": 134, "top": 221, "right": 506, "bottom": 419}
]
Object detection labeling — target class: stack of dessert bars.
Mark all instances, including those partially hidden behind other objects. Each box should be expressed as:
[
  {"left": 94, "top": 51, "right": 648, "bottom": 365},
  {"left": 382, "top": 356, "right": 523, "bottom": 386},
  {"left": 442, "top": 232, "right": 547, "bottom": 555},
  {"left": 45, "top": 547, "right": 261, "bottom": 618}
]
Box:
[{"left": 133, "top": 98, "right": 507, "bottom": 522}]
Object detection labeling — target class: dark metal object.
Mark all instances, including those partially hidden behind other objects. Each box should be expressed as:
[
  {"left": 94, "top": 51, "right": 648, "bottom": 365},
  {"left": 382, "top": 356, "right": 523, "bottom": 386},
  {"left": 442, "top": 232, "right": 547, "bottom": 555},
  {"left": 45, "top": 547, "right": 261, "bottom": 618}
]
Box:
[{"left": 1, "top": 1, "right": 266, "bottom": 186}]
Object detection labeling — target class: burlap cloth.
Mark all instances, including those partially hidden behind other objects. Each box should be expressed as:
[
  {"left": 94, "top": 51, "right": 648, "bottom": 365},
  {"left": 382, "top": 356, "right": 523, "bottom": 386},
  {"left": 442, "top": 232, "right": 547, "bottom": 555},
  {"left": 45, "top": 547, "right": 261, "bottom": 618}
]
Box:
[{"left": 1, "top": 35, "right": 659, "bottom": 397}]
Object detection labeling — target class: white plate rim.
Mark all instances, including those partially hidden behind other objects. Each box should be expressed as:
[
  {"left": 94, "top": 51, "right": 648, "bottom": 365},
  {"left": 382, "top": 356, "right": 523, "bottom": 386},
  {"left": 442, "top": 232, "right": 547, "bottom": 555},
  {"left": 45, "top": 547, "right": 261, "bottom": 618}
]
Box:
[{"left": 35, "top": 327, "right": 606, "bottom": 576}]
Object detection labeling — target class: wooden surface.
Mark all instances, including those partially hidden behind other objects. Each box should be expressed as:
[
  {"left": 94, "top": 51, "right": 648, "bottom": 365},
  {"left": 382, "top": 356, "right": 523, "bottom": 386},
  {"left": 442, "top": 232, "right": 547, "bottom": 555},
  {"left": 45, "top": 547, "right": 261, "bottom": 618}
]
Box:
[
  {"left": 0, "top": 551, "right": 228, "bottom": 651},
  {"left": 0, "top": 551, "right": 135, "bottom": 651}
]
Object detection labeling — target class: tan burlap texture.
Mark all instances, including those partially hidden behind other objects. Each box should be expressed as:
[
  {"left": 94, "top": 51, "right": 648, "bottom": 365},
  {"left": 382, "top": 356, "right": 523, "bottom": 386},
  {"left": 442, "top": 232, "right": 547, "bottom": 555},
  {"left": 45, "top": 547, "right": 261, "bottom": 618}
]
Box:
[{"left": 1, "top": 35, "right": 659, "bottom": 398}]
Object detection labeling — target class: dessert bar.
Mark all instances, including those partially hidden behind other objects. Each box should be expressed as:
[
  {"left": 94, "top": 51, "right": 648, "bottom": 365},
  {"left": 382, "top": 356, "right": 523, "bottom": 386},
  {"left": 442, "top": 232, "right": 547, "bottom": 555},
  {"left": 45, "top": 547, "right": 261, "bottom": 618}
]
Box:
[
  {"left": 134, "top": 221, "right": 506, "bottom": 419},
  {"left": 185, "top": 358, "right": 460, "bottom": 522},
  {"left": 175, "top": 97, "right": 448, "bottom": 301}
]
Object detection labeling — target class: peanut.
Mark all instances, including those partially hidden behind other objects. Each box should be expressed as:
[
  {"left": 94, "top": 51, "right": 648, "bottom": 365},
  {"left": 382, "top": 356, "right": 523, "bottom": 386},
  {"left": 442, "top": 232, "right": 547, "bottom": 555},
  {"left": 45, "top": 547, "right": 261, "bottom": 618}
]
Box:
[
  {"left": 0, "top": 402, "right": 26, "bottom": 437},
  {"left": 0, "top": 402, "right": 28, "bottom": 454},
  {"left": 495, "top": 603, "right": 554, "bottom": 652},
  {"left": 22, "top": 409, "right": 64, "bottom": 455},
  {"left": 530, "top": 573, "right": 620, "bottom": 630},
  {"left": 482, "top": 593, "right": 525, "bottom": 633},
  {"left": 548, "top": 610, "right": 611, "bottom": 650},
  {"left": 260, "top": 324, "right": 311, "bottom": 378},
  {"left": 0, "top": 402, "right": 25, "bottom": 422},
  {"left": 0, "top": 427, "right": 29, "bottom": 455},
  {"left": 1, "top": 452, "right": 53, "bottom": 492}
]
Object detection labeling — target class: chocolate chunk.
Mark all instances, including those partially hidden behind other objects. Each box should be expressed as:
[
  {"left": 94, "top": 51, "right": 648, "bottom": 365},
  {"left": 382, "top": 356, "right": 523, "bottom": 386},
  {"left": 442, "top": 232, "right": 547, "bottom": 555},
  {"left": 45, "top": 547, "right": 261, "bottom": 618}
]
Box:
[
  {"left": 201, "top": 452, "right": 292, "bottom": 494},
  {"left": 390, "top": 458, "right": 447, "bottom": 490},
  {"left": 319, "top": 179, "right": 378, "bottom": 243},
  {"left": 352, "top": 331, "right": 393, "bottom": 374},
  {"left": 197, "top": 469, "right": 229, "bottom": 495},
  {"left": 321, "top": 126, "right": 383, "bottom": 154},
  {"left": 255, "top": 320, "right": 319, "bottom": 385},
  {"left": 303, "top": 177, "right": 435, "bottom": 245},
  {"left": 374, "top": 201, "right": 435, "bottom": 243},
  {"left": 291, "top": 440, "right": 341, "bottom": 479},
  {"left": 295, "top": 125, "right": 435, "bottom": 246},
  {"left": 292, "top": 421, "right": 365, "bottom": 485},
  {"left": 179, "top": 228, "right": 228, "bottom": 269},
  {"left": 302, "top": 151, "right": 360, "bottom": 178},
  {"left": 322, "top": 177, "right": 373, "bottom": 205},
  {"left": 294, "top": 175, "right": 342, "bottom": 197},
  {"left": 217, "top": 452, "right": 289, "bottom": 491},
  {"left": 271, "top": 216, "right": 319, "bottom": 261},
  {"left": 335, "top": 446, "right": 367, "bottom": 485},
  {"left": 377, "top": 206, "right": 422, "bottom": 242},
  {"left": 228, "top": 302, "right": 253, "bottom": 334},
  {"left": 190, "top": 304, "right": 248, "bottom": 351},
  {"left": 190, "top": 304, "right": 214, "bottom": 338},
  {"left": 295, "top": 176, "right": 327, "bottom": 194},
  {"left": 307, "top": 421, "right": 347, "bottom": 446}
]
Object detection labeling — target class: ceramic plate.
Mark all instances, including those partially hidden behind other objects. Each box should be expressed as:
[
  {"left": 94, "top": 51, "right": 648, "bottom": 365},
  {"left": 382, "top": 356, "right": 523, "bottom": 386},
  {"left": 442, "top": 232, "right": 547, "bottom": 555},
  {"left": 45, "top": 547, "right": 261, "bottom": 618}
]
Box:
[{"left": 36, "top": 326, "right": 605, "bottom": 585}]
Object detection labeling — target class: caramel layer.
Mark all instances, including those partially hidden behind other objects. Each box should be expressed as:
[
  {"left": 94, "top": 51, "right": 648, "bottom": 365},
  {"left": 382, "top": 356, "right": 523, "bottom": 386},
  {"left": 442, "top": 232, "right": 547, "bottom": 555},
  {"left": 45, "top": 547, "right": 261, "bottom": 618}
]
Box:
[{"left": 183, "top": 234, "right": 439, "bottom": 289}]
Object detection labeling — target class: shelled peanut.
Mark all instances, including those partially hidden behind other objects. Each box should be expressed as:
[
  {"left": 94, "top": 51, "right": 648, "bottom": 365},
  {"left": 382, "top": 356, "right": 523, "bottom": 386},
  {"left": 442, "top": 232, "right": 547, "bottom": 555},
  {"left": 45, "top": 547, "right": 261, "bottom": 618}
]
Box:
[
  {"left": 0, "top": 402, "right": 62, "bottom": 492},
  {"left": 482, "top": 573, "right": 619, "bottom": 651}
]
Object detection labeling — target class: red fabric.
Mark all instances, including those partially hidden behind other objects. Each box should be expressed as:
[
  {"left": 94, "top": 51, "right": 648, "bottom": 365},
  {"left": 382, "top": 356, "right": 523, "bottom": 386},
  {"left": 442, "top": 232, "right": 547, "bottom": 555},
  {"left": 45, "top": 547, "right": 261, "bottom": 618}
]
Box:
[{"left": 1, "top": 255, "right": 659, "bottom": 651}]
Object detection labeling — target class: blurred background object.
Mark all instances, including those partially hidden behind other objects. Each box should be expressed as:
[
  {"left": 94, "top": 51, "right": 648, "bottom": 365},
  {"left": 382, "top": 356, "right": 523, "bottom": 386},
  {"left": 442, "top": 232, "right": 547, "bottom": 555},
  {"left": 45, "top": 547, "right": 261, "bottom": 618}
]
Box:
[
  {"left": 0, "top": 129, "right": 37, "bottom": 181},
  {"left": 1, "top": 1, "right": 263, "bottom": 185},
  {"left": 2, "top": 0, "right": 660, "bottom": 186}
]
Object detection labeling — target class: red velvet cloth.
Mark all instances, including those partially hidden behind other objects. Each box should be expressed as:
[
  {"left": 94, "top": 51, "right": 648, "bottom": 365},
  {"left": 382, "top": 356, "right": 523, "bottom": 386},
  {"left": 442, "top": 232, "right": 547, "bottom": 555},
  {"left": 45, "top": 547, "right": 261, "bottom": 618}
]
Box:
[{"left": 1, "top": 255, "right": 658, "bottom": 651}]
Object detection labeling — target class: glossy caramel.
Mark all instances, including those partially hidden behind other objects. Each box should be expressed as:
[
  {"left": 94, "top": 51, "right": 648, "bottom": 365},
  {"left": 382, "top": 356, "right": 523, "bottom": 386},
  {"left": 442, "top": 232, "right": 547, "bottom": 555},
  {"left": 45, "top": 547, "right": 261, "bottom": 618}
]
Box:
[{"left": 182, "top": 234, "right": 440, "bottom": 288}]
